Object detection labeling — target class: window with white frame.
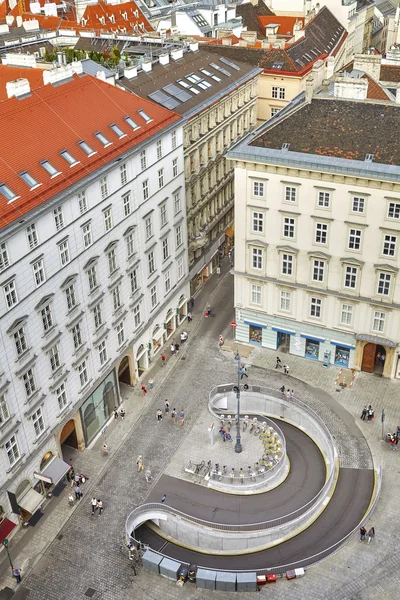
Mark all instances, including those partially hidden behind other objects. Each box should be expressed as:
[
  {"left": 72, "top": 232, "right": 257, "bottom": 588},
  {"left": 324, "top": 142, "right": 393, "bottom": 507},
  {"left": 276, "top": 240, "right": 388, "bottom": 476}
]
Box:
[
  {"left": 103, "top": 207, "right": 112, "bottom": 232},
  {"left": 59, "top": 240, "right": 70, "bottom": 266},
  {"left": 175, "top": 225, "right": 183, "bottom": 248},
  {"left": 310, "top": 297, "right": 321, "bottom": 318},
  {"left": 352, "top": 196, "right": 365, "bottom": 213},
  {"left": 142, "top": 179, "right": 149, "bottom": 201},
  {"left": 317, "top": 191, "right": 330, "bottom": 208},
  {"left": 285, "top": 186, "right": 296, "bottom": 203},
  {"left": 157, "top": 139, "right": 163, "bottom": 160},
  {"left": 280, "top": 290, "right": 291, "bottom": 312},
  {"left": 120, "top": 163, "right": 127, "bottom": 186},
  {"left": 98, "top": 340, "right": 108, "bottom": 366},
  {"left": 126, "top": 232, "right": 135, "bottom": 257},
  {"left": 14, "top": 327, "right": 27, "bottom": 356},
  {"left": 82, "top": 223, "right": 92, "bottom": 248},
  {"left": 315, "top": 222, "right": 327, "bottom": 245},
  {"left": 93, "top": 303, "right": 103, "bottom": 329},
  {"left": 148, "top": 251, "right": 155, "bottom": 275},
  {"left": 33, "top": 259, "right": 45, "bottom": 287},
  {"left": 4, "top": 280, "right": 18, "bottom": 309},
  {"left": 145, "top": 216, "right": 153, "bottom": 240},
  {"left": 174, "top": 191, "right": 181, "bottom": 215},
  {"left": 54, "top": 206, "right": 64, "bottom": 231},
  {"left": 65, "top": 283, "right": 77, "bottom": 311},
  {"left": 164, "top": 270, "right": 171, "bottom": 293},
  {"left": 252, "top": 181, "right": 265, "bottom": 197},
  {"left": 100, "top": 176, "right": 108, "bottom": 200},
  {"left": 281, "top": 253, "right": 293, "bottom": 275},
  {"left": 133, "top": 304, "right": 141, "bottom": 328},
  {"left": 172, "top": 130, "right": 177, "bottom": 149},
  {"left": 158, "top": 168, "right": 164, "bottom": 189},
  {"left": 344, "top": 265, "right": 358, "bottom": 289},
  {"left": 177, "top": 256, "right": 184, "bottom": 280},
  {"left": 23, "top": 367, "right": 36, "bottom": 398},
  {"left": 388, "top": 202, "right": 400, "bottom": 219},
  {"left": 0, "top": 394, "right": 10, "bottom": 424},
  {"left": 41, "top": 304, "right": 53, "bottom": 332},
  {"left": 252, "top": 211, "right": 264, "bottom": 233},
  {"left": 130, "top": 268, "right": 138, "bottom": 293},
  {"left": 373, "top": 311, "right": 386, "bottom": 332},
  {"left": 377, "top": 272, "right": 391, "bottom": 296},
  {"left": 78, "top": 360, "right": 88, "bottom": 387},
  {"left": 162, "top": 238, "right": 169, "bottom": 261},
  {"left": 32, "top": 408, "right": 45, "bottom": 437},
  {"left": 0, "top": 242, "right": 9, "bottom": 272},
  {"left": 107, "top": 248, "right": 117, "bottom": 275},
  {"left": 140, "top": 150, "right": 146, "bottom": 171},
  {"left": 272, "top": 86, "right": 285, "bottom": 99},
  {"left": 252, "top": 247, "right": 262, "bottom": 269},
  {"left": 150, "top": 284, "right": 157, "bottom": 308},
  {"left": 116, "top": 321, "right": 125, "bottom": 346},
  {"left": 5, "top": 434, "right": 19, "bottom": 466},
  {"left": 160, "top": 203, "right": 167, "bottom": 228},
  {"left": 112, "top": 285, "right": 121, "bottom": 310},
  {"left": 87, "top": 265, "right": 97, "bottom": 292},
  {"left": 173, "top": 158, "right": 178, "bottom": 178},
  {"left": 78, "top": 190, "right": 87, "bottom": 214},
  {"left": 49, "top": 344, "right": 61, "bottom": 372},
  {"left": 340, "top": 303, "right": 353, "bottom": 325},
  {"left": 251, "top": 284, "right": 262, "bottom": 305},
  {"left": 56, "top": 383, "right": 68, "bottom": 411},
  {"left": 123, "top": 193, "right": 131, "bottom": 217},
  {"left": 72, "top": 323, "right": 82, "bottom": 350},
  {"left": 283, "top": 217, "right": 295, "bottom": 238},
  {"left": 312, "top": 259, "right": 325, "bottom": 282},
  {"left": 382, "top": 234, "right": 396, "bottom": 257},
  {"left": 271, "top": 107, "right": 280, "bottom": 116},
  {"left": 348, "top": 228, "right": 362, "bottom": 250},
  {"left": 26, "top": 223, "right": 39, "bottom": 249}
]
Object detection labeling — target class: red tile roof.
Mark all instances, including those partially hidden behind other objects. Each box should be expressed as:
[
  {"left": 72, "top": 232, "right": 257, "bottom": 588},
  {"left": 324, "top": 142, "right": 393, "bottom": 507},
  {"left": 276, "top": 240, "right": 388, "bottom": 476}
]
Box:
[
  {"left": 0, "top": 74, "right": 180, "bottom": 229},
  {"left": 81, "top": 0, "right": 153, "bottom": 33},
  {"left": 362, "top": 73, "right": 393, "bottom": 101},
  {"left": 0, "top": 65, "right": 44, "bottom": 100},
  {"left": 257, "top": 16, "right": 304, "bottom": 37}
]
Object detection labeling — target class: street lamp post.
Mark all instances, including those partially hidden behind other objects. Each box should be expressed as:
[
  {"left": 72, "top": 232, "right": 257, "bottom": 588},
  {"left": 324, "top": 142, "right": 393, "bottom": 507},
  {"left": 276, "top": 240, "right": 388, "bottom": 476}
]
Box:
[
  {"left": 2, "top": 539, "right": 14, "bottom": 573},
  {"left": 234, "top": 351, "right": 242, "bottom": 453}
]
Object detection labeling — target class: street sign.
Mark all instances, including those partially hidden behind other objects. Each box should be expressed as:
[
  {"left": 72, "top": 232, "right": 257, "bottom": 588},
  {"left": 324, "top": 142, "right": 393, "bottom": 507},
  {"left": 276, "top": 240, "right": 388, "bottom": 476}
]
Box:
[
  {"left": 2, "top": 539, "right": 8, "bottom": 547},
  {"left": 230, "top": 321, "right": 236, "bottom": 328}
]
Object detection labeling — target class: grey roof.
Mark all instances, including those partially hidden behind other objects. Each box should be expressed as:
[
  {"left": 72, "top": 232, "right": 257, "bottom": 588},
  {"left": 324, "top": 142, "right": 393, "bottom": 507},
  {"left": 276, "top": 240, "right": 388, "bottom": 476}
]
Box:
[
  {"left": 374, "top": 0, "right": 396, "bottom": 16},
  {"left": 80, "top": 58, "right": 114, "bottom": 78}
]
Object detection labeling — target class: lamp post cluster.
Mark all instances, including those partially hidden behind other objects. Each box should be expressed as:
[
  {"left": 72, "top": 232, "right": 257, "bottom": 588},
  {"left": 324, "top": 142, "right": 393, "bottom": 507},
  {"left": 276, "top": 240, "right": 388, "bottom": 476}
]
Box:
[{"left": 233, "top": 351, "right": 249, "bottom": 453}]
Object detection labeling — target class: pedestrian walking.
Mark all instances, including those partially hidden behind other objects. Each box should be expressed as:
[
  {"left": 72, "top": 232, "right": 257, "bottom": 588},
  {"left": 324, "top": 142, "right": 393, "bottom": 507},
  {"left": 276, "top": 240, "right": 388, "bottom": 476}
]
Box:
[
  {"left": 97, "top": 499, "right": 103, "bottom": 515},
  {"left": 113, "top": 407, "right": 118, "bottom": 419},
  {"left": 391, "top": 437, "right": 398, "bottom": 451},
  {"left": 120, "top": 408, "right": 125, "bottom": 420},
  {"left": 207, "top": 303, "right": 211, "bottom": 316},
  {"left": 279, "top": 385, "right": 285, "bottom": 398},
  {"left": 240, "top": 365, "right": 248, "bottom": 379},
  {"left": 170, "top": 343, "right": 175, "bottom": 357},
  {"left": 148, "top": 378, "right": 154, "bottom": 390},
  {"left": 275, "top": 357, "right": 282, "bottom": 369},
  {"left": 283, "top": 364, "right": 290, "bottom": 375},
  {"left": 91, "top": 497, "right": 97, "bottom": 515},
  {"left": 367, "top": 405, "right": 374, "bottom": 421},
  {"left": 156, "top": 409, "right": 163, "bottom": 422},
  {"left": 75, "top": 473, "right": 80, "bottom": 486},
  {"left": 187, "top": 312, "right": 192, "bottom": 323},
  {"left": 141, "top": 384, "right": 147, "bottom": 396},
  {"left": 360, "top": 526, "right": 367, "bottom": 541},
  {"left": 367, "top": 527, "right": 375, "bottom": 544},
  {"left": 285, "top": 390, "right": 291, "bottom": 402},
  {"left": 290, "top": 390, "right": 295, "bottom": 401},
  {"left": 68, "top": 493, "right": 74, "bottom": 507},
  {"left": 75, "top": 485, "right": 81, "bottom": 500},
  {"left": 13, "top": 568, "right": 22, "bottom": 584},
  {"left": 179, "top": 408, "right": 185, "bottom": 427},
  {"left": 171, "top": 408, "right": 177, "bottom": 424},
  {"left": 190, "top": 297, "right": 194, "bottom": 309},
  {"left": 164, "top": 399, "right": 170, "bottom": 413},
  {"left": 174, "top": 342, "right": 180, "bottom": 355},
  {"left": 219, "top": 335, "right": 224, "bottom": 347},
  {"left": 161, "top": 353, "right": 167, "bottom": 367},
  {"left": 145, "top": 469, "right": 152, "bottom": 483},
  {"left": 161, "top": 494, "right": 166, "bottom": 504},
  {"left": 361, "top": 406, "right": 368, "bottom": 420},
  {"left": 136, "top": 455, "right": 143, "bottom": 472}
]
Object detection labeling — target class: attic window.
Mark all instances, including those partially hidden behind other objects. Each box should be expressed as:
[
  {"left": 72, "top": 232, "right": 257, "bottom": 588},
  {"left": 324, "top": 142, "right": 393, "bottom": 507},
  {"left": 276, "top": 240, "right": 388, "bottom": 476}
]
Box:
[
  {"left": 282, "top": 143, "right": 290, "bottom": 150},
  {"left": 41, "top": 160, "right": 60, "bottom": 177},
  {"left": 20, "top": 171, "right": 40, "bottom": 190},
  {"left": 95, "top": 132, "right": 112, "bottom": 147},
  {"left": 138, "top": 109, "right": 152, "bottom": 123},
  {"left": 110, "top": 123, "right": 126, "bottom": 138},
  {"left": 124, "top": 116, "right": 139, "bottom": 130},
  {"left": 365, "top": 154, "right": 374, "bottom": 162},
  {"left": 61, "top": 150, "right": 79, "bottom": 167},
  {"left": 272, "top": 62, "right": 283, "bottom": 69},
  {"left": 78, "top": 140, "right": 96, "bottom": 156},
  {"left": 0, "top": 183, "right": 19, "bottom": 203}
]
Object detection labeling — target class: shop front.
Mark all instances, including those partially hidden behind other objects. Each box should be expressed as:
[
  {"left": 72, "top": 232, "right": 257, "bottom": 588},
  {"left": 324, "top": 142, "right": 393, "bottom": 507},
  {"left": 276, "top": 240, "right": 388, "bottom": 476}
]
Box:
[
  {"left": 177, "top": 295, "right": 187, "bottom": 325},
  {"left": 33, "top": 453, "right": 71, "bottom": 497},
  {"left": 244, "top": 320, "right": 266, "bottom": 345},
  {"left": 152, "top": 326, "right": 165, "bottom": 353},
  {"left": 80, "top": 370, "right": 118, "bottom": 445},
  {"left": 302, "top": 334, "right": 325, "bottom": 360},
  {"left": 330, "top": 341, "right": 355, "bottom": 367},
  {"left": 8, "top": 479, "right": 43, "bottom": 524},
  {"left": 165, "top": 309, "right": 176, "bottom": 337},
  {"left": 272, "top": 327, "right": 296, "bottom": 352},
  {"left": 136, "top": 344, "right": 148, "bottom": 376}
]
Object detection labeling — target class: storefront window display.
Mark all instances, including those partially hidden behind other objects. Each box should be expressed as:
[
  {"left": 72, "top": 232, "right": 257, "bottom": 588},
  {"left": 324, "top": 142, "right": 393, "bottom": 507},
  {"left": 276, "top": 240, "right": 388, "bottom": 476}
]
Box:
[
  {"left": 305, "top": 339, "right": 320, "bottom": 360},
  {"left": 80, "top": 370, "right": 118, "bottom": 445},
  {"left": 249, "top": 325, "right": 262, "bottom": 345},
  {"left": 334, "top": 345, "right": 350, "bottom": 367}
]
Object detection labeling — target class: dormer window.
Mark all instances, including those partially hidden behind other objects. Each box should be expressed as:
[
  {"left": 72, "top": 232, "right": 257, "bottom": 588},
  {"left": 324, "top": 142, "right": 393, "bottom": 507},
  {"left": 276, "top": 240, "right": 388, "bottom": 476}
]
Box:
[
  {"left": 78, "top": 140, "right": 96, "bottom": 156},
  {"left": 125, "top": 116, "right": 139, "bottom": 130},
  {"left": 282, "top": 143, "right": 290, "bottom": 150},
  {"left": 41, "top": 160, "right": 60, "bottom": 177},
  {"left": 61, "top": 150, "right": 79, "bottom": 167},
  {"left": 19, "top": 171, "right": 40, "bottom": 190},
  {"left": 110, "top": 123, "right": 126, "bottom": 138},
  {"left": 138, "top": 109, "right": 152, "bottom": 123},
  {"left": 0, "top": 183, "right": 18, "bottom": 202},
  {"left": 365, "top": 154, "right": 374, "bottom": 162},
  {"left": 95, "top": 132, "right": 111, "bottom": 147}
]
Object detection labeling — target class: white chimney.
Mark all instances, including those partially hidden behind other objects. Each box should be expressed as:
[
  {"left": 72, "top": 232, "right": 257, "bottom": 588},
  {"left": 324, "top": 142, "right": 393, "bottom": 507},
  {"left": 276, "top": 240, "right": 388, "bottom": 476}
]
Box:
[
  {"left": 334, "top": 76, "right": 368, "bottom": 100},
  {"left": 71, "top": 61, "right": 83, "bottom": 75},
  {"left": 325, "top": 56, "right": 335, "bottom": 79},
  {"left": 171, "top": 48, "right": 183, "bottom": 61},
  {"left": 4, "top": 52, "right": 37, "bottom": 67},
  {"left": 0, "top": 23, "right": 9, "bottom": 33},
  {"left": 353, "top": 53, "right": 381, "bottom": 81},
  {"left": 22, "top": 19, "right": 39, "bottom": 31},
  {"left": 44, "top": 2, "right": 57, "bottom": 16},
  {"left": 142, "top": 58, "right": 152, "bottom": 73},
  {"left": 189, "top": 41, "right": 199, "bottom": 52},
  {"left": 124, "top": 65, "right": 137, "bottom": 79},
  {"left": 43, "top": 64, "right": 74, "bottom": 86},
  {"left": 159, "top": 53, "right": 169, "bottom": 66},
  {"left": 6, "top": 78, "right": 31, "bottom": 99},
  {"left": 16, "top": 15, "right": 23, "bottom": 26},
  {"left": 5, "top": 15, "right": 14, "bottom": 25},
  {"left": 29, "top": 2, "right": 41, "bottom": 13}
]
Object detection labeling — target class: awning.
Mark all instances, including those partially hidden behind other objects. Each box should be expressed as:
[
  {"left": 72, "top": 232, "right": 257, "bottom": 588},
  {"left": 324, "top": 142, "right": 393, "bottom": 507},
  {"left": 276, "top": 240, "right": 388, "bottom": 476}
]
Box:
[
  {"left": 300, "top": 334, "right": 325, "bottom": 343},
  {"left": 0, "top": 518, "right": 16, "bottom": 543},
  {"left": 152, "top": 328, "right": 164, "bottom": 341},
  {"left": 272, "top": 327, "right": 295, "bottom": 336},
  {"left": 18, "top": 489, "right": 43, "bottom": 515},
  {"left": 244, "top": 320, "right": 267, "bottom": 329},
  {"left": 330, "top": 340, "right": 355, "bottom": 350},
  {"left": 37, "top": 457, "right": 70, "bottom": 486}
]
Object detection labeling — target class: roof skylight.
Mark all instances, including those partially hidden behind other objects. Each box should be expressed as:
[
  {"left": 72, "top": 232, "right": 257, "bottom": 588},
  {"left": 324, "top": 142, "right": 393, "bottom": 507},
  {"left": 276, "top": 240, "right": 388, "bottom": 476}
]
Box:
[
  {"left": 125, "top": 116, "right": 140, "bottom": 130},
  {"left": 41, "top": 160, "right": 60, "bottom": 177},
  {"left": 110, "top": 123, "right": 126, "bottom": 138},
  {"left": 78, "top": 140, "right": 96, "bottom": 156},
  {"left": 0, "top": 183, "right": 18, "bottom": 202},
  {"left": 19, "top": 171, "right": 40, "bottom": 189},
  {"left": 138, "top": 110, "right": 152, "bottom": 123},
  {"left": 61, "top": 150, "right": 79, "bottom": 166},
  {"left": 220, "top": 57, "right": 240, "bottom": 71},
  {"left": 210, "top": 62, "right": 231, "bottom": 77},
  {"left": 95, "top": 131, "right": 112, "bottom": 147}
]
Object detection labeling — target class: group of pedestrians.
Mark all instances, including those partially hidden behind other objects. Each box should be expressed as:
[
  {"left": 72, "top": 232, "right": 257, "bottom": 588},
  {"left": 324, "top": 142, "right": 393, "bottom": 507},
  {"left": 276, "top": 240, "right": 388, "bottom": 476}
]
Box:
[
  {"left": 360, "top": 526, "right": 375, "bottom": 544},
  {"left": 155, "top": 402, "right": 185, "bottom": 427},
  {"left": 91, "top": 497, "right": 104, "bottom": 516},
  {"left": 279, "top": 386, "right": 295, "bottom": 401},
  {"left": 360, "top": 405, "right": 374, "bottom": 421},
  {"left": 275, "top": 357, "right": 290, "bottom": 374},
  {"left": 113, "top": 406, "right": 126, "bottom": 420}
]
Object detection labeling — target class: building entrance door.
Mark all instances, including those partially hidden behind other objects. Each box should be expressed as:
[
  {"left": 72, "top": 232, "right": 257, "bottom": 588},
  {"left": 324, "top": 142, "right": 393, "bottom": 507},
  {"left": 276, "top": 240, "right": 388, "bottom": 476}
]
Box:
[
  {"left": 277, "top": 332, "right": 290, "bottom": 352},
  {"left": 361, "top": 343, "right": 376, "bottom": 373}
]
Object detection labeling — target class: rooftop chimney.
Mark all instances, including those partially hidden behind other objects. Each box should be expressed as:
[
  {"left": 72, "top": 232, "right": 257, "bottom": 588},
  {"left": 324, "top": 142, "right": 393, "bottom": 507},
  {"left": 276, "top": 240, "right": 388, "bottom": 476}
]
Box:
[
  {"left": 171, "top": 48, "right": 183, "bottom": 61},
  {"left": 159, "top": 53, "right": 169, "bottom": 66},
  {"left": 6, "top": 78, "right": 31, "bottom": 99},
  {"left": 189, "top": 41, "right": 199, "bottom": 52},
  {"left": 43, "top": 64, "right": 74, "bottom": 86},
  {"left": 5, "top": 15, "right": 14, "bottom": 25},
  {"left": 353, "top": 53, "right": 381, "bottom": 81},
  {"left": 142, "top": 57, "right": 152, "bottom": 73},
  {"left": 305, "top": 75, "right": 315, "bottom": 102},
  {"left": 124, "top": 65, "right": 137, "bottom": 79},
  {"left": 334, "top": 75, "right": 368, "bottom": 101},
  {"left": 4, "top": 52, "right": 37, "bottom": 68},
  {"left": 16, "top": 15, "right": 22, "bottom": 27},
  {"left": 325, "top": 56, "right": 335, "bottom": 80}
]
